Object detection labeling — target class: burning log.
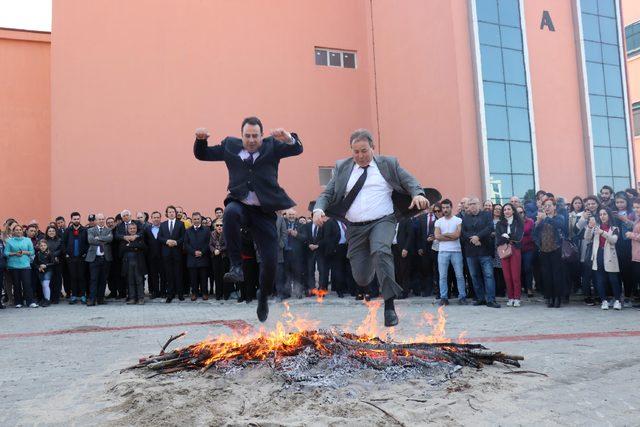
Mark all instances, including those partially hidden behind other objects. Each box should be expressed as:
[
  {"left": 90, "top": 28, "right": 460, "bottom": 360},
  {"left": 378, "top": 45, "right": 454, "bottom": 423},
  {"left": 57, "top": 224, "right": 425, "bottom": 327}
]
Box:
[{"left": 125, "top": 330, "right": 523, "bottom": 378}]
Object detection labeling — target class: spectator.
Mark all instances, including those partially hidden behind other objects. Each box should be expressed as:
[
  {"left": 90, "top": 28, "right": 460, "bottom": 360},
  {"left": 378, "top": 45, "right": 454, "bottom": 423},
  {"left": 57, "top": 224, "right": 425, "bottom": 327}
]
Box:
[
  {"left": 533, "top": 198, "right": 567, "bottom": 308},
  {"left": 184, "top": 212, "right": 211, "bottom": 300},
  {"left": 517, "top": 205, "right": 535, "bottom": 298},
  {"left": 625, "top": 198, "right": 640, "bottom": 307},
  {"left": 120, "top": 222, "right": 147, "bottom": 304},
  {"left": 158, "top": 205, "right": 185, "bottom": 303},
  {"left": 599, "top": 185, "right": 614, "bottom": 209},
  {"left": 625, "top": 188, "right": 638, "bottom": 201},
  {"left": 144, "top": 211, "right": 164, "bottom": 299},
  {"left": 4, "top": 224, "right": 37, "bottom": 308},
  {"left": 585, "top": 208, "right": 621, "bottom": 310},
  {"left": 461, "top": 198, "right": 497, "bottom": 307},
  {"left": 496, "top": 203, "right": 524, "bottom": 307},
  {"left": 209, "top": 219, "right": 228, "bottom": 300},
  {"left": 491, "top": 204, "right": 505, "bottom": 298},
  {"left": 483, "top": 200, "right": 493, "bottom": 212},
  {"left": 392, "top": 217, "right": 415, "bottom": 299},
  {"left": 214, "top": 207, "right": 224, "bottom": 222},
  {"left": 567, "top": 196, "right": 584, "bottom": 294},
  {"left": 86, "top": 213, "right": 113, "bottom": 306},
  {"left": 0, "top": 229, "right": 5, "bottom": 309},
  {"left": 434, "top": 199, "right": 466, "bottom": 306},
  {"left": 35, "top": 239, "right": 56, "bottom": 307},
  {"left": 63, "top": 212, "right": 88, "bottom": 304},
  {"left": 44, "top": 225, "right": 63, "bottom": 304},
  {"left": 417, "top": 206, "right": 437, "bottom": 297},
  {"left": 613, "top": 191, "right": 635, "bottom": 304},
  {"left": 574, "top": 196, "right": 599, "bottom": 305}
]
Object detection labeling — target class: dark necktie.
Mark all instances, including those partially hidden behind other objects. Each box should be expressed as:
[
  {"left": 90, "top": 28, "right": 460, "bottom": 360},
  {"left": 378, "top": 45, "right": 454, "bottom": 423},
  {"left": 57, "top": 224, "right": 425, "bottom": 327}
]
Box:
[
  {"left": 335, "top": 165, "right": 369, "bottom": 218},
  {"left": 244, "top": 152, "right": 255, "bottom": 166}
]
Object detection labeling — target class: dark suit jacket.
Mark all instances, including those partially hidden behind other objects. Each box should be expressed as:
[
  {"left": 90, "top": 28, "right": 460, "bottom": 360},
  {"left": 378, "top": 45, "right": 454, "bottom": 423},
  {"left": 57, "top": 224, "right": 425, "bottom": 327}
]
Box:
[
  {"left": 320, "top": 219, "right": 341, "bottom": 257},
  {"left": 115, "top": 221, "right": 143, "bottom": 242},
  {"left": 284, "top": 220, "right": 307, "bottom": 254},
  {"left": 157, "top": 219, "right": 185, "bottom": 258},
  {"left": 119, "top": 238, "right": 147, "bottom": 277},
  {"left": 194, "top": 134, "right": 303, "bottom": 212},
  {"left": 395, "top": 217, "right": 415, "bottom": 252},
  {"left": 184, "top": 226, "right": 211, "bottom": 268},
  {"left": 417, "top": 213, "right": 437, "bottom": 252},
  {"left": 144, "top": 226, "right": 163, "bottom": 259}
]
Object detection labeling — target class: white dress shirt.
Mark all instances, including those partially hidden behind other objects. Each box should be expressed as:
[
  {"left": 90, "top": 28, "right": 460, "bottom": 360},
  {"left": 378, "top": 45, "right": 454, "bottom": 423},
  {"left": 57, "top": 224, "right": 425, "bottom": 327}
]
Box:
[
  {"left": 345, "top": 160, "right": 393, "bottom": 223},
  {"left": 168, "top": 219, "right": 175, "bottom": 233},
  {"left": 96, "top": 227, "right": 104, "bottom": 256},
  {"left": 239, "top": 149, "right": 261, "bottom": 206}
]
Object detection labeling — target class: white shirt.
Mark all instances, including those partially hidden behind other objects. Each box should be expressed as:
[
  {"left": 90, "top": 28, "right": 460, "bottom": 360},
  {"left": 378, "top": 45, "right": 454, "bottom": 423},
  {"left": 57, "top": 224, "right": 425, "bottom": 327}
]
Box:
[
  {"left": 96, "top": 227, "right": 104, "bottom": 256},
  {"left": 337, "top": 221, "right": 347, "bottom": 244},
  {"left": 239, "top": 149, "right": 261, "bottom": 206},
  {"left": 345, "top": 160, "right": 393, "bottom": 223},
  {"left": 435, "top": 216, "right": 462, "bottom": 252},
  {"left": 168, "top": 219, "right": 175, "bottom": 233}
]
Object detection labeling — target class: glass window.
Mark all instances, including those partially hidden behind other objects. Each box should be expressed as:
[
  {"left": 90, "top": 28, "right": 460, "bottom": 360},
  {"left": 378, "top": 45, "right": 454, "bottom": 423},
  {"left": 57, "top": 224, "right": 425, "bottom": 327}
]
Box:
[
  {"left": 613, "top": 177, "right": 631, "bottom": 192},
  {"left": 581, "top": 13, "right": 600, "bottom": 42},
  {"left": 512, "top": 174, "right": 535, "bottom": 198},
  {"left": 626, "top": 21, "right": 640, "bottom": 57},
  {"left": 484, "top": 82, "right": 506, "bottom": 105},
  {"left": 315, "top": 49, "right": 328, "bottom": 66},
  {"left": 584, "top": 41, "right": 603, "bottom": 62},
  {"left": 488, "top": 140, "right": 511, "bottom": 173},
  {"left": 601, "top": 43, "right": 619, "bottom": 64},
  {"left": 329, "top": 51, "right": 341, "bottom": 67},
  {"left": 603, "top": 64, "right": 622, "bottom": 96},
  {"left": 506, "top": 84, "right": 527, "bottom": 107},
  {"left": 633, "top": 102, "right": 640, "bottom": 137},
  {"left": 581, "top": 0, "right": 598, "bottom": 14},
  {"left": 510, "top": 141, "right": 533, "bottom": 174},
  {"left": 599, "top": 16, "right": 618, "bottom": 44},
  {"left": 508, "top": 107, "right": 531, "bottom": 141},
  {"left": 502, "top": 49, "right": 525, "bottom": 85},
  {"left": 479, "top": 22, "right": 501, "bottom": 46},
  {"left": 490, "top": 174, "right": 513, "bottom": 201},
  {"left": 477, "top": 0, "right": 499, "bottom": 24},
  {"left": 611, "top": 147, "right": 630, "bottom": 176},
  {"left": 605, "top": 96, "right": 624, "bottom": 118},
  {"left": 498, "top": 0, "right": 520, "bottom": 27},
  {"left": 586, "top": 62, "right": 605, "bottom": 95},
  {"left": 591, "top": 116, "right": 610, "bottom": 146},
  {"left": 597, "top": 0, "right": 616, "bottom": 18},
  {"left": 480, "top": 45, "right": 503, "bottom": 81},
  {"left": 594, "top": 147, "right": 613, "bottom": 176},
  {"left": 608, "top": 117, "right": 627, "bottom": 147},
  {"left": 589, "top": 94, "right": 607, "bottom": 116},
  {"left": 485, "top": 106, "right": 509, "bottom": 140},
  {"left": 342, "top": 52, "right": 356, "bottom": 68},
  {"left": 500, "top": 26, "right": 522, "bottom": 50}
]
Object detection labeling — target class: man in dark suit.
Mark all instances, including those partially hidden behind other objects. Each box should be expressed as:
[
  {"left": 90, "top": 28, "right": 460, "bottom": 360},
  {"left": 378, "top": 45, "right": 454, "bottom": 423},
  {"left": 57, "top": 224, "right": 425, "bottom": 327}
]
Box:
[
  {"left": 319, "top": 218, "right": 340, "bottom": 292},
  {"left": 144, "top": 211, "right": 165, "bottom": 298},
  {"left": 392, "top": 217, "right": 414, "bottom": 298},
  {"left": 193, "top": 116, "right": 303, "bottom": 322},
  {"left": 304, "top": 219, "right": 324, "bottom": 294},
  {"left": 62, "top": 212, "right": 89, "bottom": 304},
  {"left": 158, "top": 205, "right": 186, "bottom": 303},
  {"left": 86, "top": 213, "right": 113, "bottom": 306},
  {"left": 282, "top": 209, "right": 307, "bottom": 298},
  {"left": 416, "top": 208, "right": 437, "bottom": 297},
  {"left": 113, "top": 209, "right": 142, "bottom": 300},
  {"left": 184, "top": 212, "right": 211, "bottom": 300}
]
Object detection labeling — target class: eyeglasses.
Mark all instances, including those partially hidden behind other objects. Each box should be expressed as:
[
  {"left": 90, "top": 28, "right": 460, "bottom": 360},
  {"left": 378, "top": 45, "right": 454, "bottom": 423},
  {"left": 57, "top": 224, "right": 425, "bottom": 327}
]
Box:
[{"left": 215, "top": 224, "right": 223, "bottom": 227}]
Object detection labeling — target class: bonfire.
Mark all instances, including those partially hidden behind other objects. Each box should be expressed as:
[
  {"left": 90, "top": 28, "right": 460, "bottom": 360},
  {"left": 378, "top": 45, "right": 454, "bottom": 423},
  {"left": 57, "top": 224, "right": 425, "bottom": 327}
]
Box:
[{"left": 124, "top": 302, "right": 523, "bottom": 384}]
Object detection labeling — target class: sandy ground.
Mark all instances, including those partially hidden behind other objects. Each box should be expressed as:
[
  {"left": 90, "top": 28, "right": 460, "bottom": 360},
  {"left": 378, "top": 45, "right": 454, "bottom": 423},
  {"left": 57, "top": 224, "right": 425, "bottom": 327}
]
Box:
[{"left": 2, "top": 296, "right": 639, "bottom": 426}]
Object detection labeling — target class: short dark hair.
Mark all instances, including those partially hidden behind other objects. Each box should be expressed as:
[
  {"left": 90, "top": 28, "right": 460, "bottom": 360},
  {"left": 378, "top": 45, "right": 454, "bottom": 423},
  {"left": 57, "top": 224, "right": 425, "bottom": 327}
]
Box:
[
  {"left": 70, "top": 212, "right": 80, "bottom": 219},
  {"left": 55, "top": 216, "right": 65, "bottom": 222},
  {"left": 106, "top": 217, "right": 115, "bottom": 222},
  {"left": 441, "top": 199, "right": 452, "bottom": 207},
  {"left": 115, "top": 213, "right": 122, "bottom": 221},
  {"left": 26, "top": 224, "right": 38, "bottom": 231},
  {"left": 215, "top": 207, "right": 223, "bottom": 213},
  {"left": 600, "top": 185, "right": 614, "bottom": 194},
  {"left": 625, "top": 188, "right": 639, "bottom": 198},
  {"left": 192, "top": 211, "right": 202, "bottom": 218},
  {"left": 241, "top": 116, "right": 263, "bottom": 134},
  {"left": 535, "top": 190, "right": 547, "bottom": 200},
  {"left": 151, "top": 211, "right": 161, "bottom": 217},
  {"left": 165, "top": 205, "right": 176, "bottom": 215},
  {"left": 631, "top": 197, "right": 640, "bottom": 206},
  {"left": 349, "top": 129, "right": 374, "bottom": 147},
  {"left": 584, "top": 195, "right": 599, "bottom": 204}
]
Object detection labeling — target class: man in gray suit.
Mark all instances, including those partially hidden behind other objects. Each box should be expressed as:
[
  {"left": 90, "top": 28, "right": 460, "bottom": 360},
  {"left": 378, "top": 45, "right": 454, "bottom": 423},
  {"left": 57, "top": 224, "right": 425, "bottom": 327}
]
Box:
[
  {"left": 86, "top": 213, "right": 114, "bottom": 306},
  {"left": 313, "top": 129, "right": 428, "bottom": 327}
]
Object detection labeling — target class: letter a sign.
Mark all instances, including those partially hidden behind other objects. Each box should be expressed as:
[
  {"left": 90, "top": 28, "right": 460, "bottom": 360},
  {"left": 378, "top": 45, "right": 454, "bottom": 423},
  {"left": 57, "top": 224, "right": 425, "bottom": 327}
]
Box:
[{"left": 540, "top": 10, "right": 555, "bottom": 31}]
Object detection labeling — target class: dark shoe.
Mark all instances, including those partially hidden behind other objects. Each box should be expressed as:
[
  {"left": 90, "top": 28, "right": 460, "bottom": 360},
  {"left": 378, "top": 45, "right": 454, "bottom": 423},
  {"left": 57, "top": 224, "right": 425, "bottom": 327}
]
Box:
[
  {"left": 486, "top": 301, "right": 501, "bottom": 308},
  {"left": 554, "top": 298, "right": 561, "bottom": 308},
  {"left": 256, "top": 291, "right": 269, "bottom": 322},
  {"left": 397, "top": 291, "right": 409, "bottom": 300},
  {"left": 97, "top": 299, "right": 106, "bottom": 305},
  {"left": 364, "top": 294, "right": 371, "bottom": 302},
  {"left": 223, "top": 294, "right": 230, "bottom": 301},
  {"left": 439, "top": 298, "right": 449, "bottom": 306},
  {"left": 224, "top": 266, "right": 244, "bottom": 283},
  {"left": 337, "top": 292, "right": 344, "bottom": 298},
  {"left": 237, "top": 296, "right": 246, "bottom": 303},
  {"left": 355, "top": 294, "right": 364, "bottom": 301},
  {"left": 547, "top": 299, "right": 554, "bottom": 308},
  {"left": 473, "top": 300, "right": 486, "bottom": 306},
  {"left": 384, "top": 308, "right": 399, "bottom": 327},
  {"left": 178, "top": 295, "right": 185, "bottom": 301},
  {"left": 137, "top": 299, "right": 145, "bottom": 305},
  {"left": 215, "top": 295, "right": 222, "bottom": 301},
  {"left": 68, "top": 297, "right": 78, "bottom": 305},
  {"left": 202, "top": 294, "right": 209, "bottom": 301},
  {"left": 190, "top": 294, "right": 197, "bottom": 301},
  {"left": 585, "top": 297, "right": 595, "bottom": 306},
  {"left": 165, "top": 297, "right": 173, "bottom": 303},
  {"left": 458, "top": 298, "right": 468, "bottom": 305},
  {"left": 126, "top": 299, "right": 136, "bottom": 305},
  {"left": 86, "top": 300, "right": 96, "bottom": 307}
]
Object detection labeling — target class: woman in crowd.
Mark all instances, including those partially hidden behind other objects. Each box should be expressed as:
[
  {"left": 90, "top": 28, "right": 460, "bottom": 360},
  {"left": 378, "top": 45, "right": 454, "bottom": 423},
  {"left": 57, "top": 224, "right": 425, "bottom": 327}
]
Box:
[
  {"left": 574, "top": 196, "right": 600, "bottom": 305},
  {"left": 209, "top": 220, "right": 228, "bottom": 300},
  {"left": 44, "top": 225, "right": 63, "bottom": 304},
  {"left": 625, "top": 188, "right": 639, "bottom": 200},
  {"left": 517, "top": 206, "right": 536, "bottom": 298},
  {"left": 625, "top": 198, "right": 640, "bottom": 305},
  {"left": 4, "top": 224, "right": 37, "bottom": 308},
  {"left": 492, "top": 203, "right": 505, "bottom": 297},
  {"left": 35, "top": 239, "right": 56, "bottom": 307},
  {"left": 533, "top": 198, "right": 567, "bottom": 308},
  {"left": 496, "top": 203, "right": 524, "bottom": 307},
  {"left": 613, "top": 192, "right": 636, "bottom": 302},
  {"left": 585, "top": 208, "right": 622, "bottom": 310},
  {"left": 567, "top": 196, "right": 584, "bottom": 294},
  {"left": 0, "top": 229, "right": 5, "bottom": 309},
  {"left": 120, "top": 222, "right": 147, "bottom": 304}
]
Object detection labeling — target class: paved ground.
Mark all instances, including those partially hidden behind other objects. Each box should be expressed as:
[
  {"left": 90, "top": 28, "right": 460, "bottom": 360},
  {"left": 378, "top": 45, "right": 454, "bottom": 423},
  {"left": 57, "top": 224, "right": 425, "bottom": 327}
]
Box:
[{"left": 1, "top": 294, "right": 639, "bottom": 426}]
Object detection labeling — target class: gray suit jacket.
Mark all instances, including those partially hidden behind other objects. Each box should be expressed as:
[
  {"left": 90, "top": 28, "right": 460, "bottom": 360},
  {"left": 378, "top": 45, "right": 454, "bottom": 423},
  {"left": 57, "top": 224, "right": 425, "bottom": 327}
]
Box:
[
  {"left": 86, "top": 226, "right": 114, "bottom": 262},
  {"left": 315, "top": 156, "right": 425, "bottom": 220}
]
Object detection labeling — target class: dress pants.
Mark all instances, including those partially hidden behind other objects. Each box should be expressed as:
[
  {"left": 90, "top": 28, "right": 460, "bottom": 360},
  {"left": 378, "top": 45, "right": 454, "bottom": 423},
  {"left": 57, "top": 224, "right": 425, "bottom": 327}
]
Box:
[
  {"left": 88, "top": 256, "right": 110, "bottom": 302},
  {"left": 224, "top": 201, "right": 277, "bottom": 297},
  {"left": 211, "top": 255, "right": 229, "bottom": 298},
  {"left": 345, "top": 215, "right": 403, "bottom": 301},
  {"left": 391, "top": 244, "right": 411, "bottom": 293},
  {"left": 419, "top": 249, "right": 436, "bottom": 296},
  {"left": 282, "top": 249, "right": 302, "bottom": 297},
  {"left": 164, "top": 250, "right": 184, "bottom": 298},
  {"left": 540, "top": 248, "right": 564, "bottom": 299},
  {"left": 331, "top": 244, "right": 348, "bottom": 294},
  {"left": 189, "top": 267, "right": 209, "bottom": 296},
  {"left": 67, "top": 256, "right": 86, "bottom": 298},
  {"left": 147, "top": 255, "right": 164, "bottom": 297}
]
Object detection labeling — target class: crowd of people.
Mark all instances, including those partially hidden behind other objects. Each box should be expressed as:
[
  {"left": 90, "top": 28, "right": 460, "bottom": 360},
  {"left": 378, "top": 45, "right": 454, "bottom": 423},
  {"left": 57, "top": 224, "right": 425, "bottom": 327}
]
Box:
[{"left": 1, "top": 185, "right": 640, "bottom": 311}]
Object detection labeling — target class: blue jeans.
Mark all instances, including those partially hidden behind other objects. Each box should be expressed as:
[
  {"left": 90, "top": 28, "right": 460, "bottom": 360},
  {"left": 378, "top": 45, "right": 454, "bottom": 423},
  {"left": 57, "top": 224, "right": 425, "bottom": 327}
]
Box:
[
  {"left": 467, "top": 256, "right": 496, "bottom": 302},
  {"left": 437, "top": 251, "right": 466, "bottom": 300}
]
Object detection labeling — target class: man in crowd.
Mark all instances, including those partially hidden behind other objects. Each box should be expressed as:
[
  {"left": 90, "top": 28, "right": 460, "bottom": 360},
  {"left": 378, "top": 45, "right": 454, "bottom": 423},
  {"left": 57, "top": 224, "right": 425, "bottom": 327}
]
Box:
[
  {"left": 214, "top": 207, "right": 224, "bottom": 222},
  {"left": 392, "top": 217, "right": 414, "bottom": 299},
  {"left": 144, "top": 211, "right": 165, "bottom": 299},
  {"left": 282, "top": 209, "right": 307, "bottom": 299},
  {"left": 599, "top": 185, "right": 614, "bottom": 209},
  {"left": 434, "top": 200, "right": 466, "bottom": 306},
  {"left": 158, "top": 205, "right": 185, "bottom": 303},
  {"left": 113, "top": 210, "right": 140, "bottom": 300},
  {"left": 313, "top": 128, "right": 428, "bottom": 327},
  {"left": 194, "top": 116, "right": 303, "bottom": 321},
  {"left": 86, "top": 213, "right": 113, "bottom": 306},
  {"left": 417, "top": 206, "right": 437, "bottom": 297},
  {"left": 184, "top": 212, "right": 210, "bottom": 300},
  {"left": 461, "top": 197, "right": 499, "bottom": 308},
  {"left": 63, "top": 212, "right": 88, "bottom": 304}
]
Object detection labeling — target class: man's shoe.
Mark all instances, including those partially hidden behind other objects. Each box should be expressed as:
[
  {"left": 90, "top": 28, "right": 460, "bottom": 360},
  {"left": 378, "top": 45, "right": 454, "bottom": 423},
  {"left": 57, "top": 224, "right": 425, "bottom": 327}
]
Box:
[
  {"left": 397, "top": 291, "right": 409, "bottom": 300},
  {"left": 165, "top": 297, "right": 173, "bottom": 303},
  {"left": 553, "top": 298, "right": 561, "bottom": 308},
  {"left": 486, "top": 301, "right": 501, "bottom": 308},
  {"left": 585, "top": 297, "right": 595, "bottom": 306},
  {"left": 237, "top": 296, "right": 246, "bottom": 303},
  {"left": 126, "top": 299, "right": 136, "bottom": 305},
  {"left": 458, "top": 298, "right": 468, "bottom": 305},
  {"left": 384, "top": 308, "right": 399, "bottom": 327},
  {"left": 355, "top": 294, "right": 364, "bottom": 301},
  {"left": 86, "top": 300, "right": 96, "bottom": 307},
  {"left": 256, "top": 291, "right": 269, "bottom": 322},
  {"left": 68, "top": 297, "right": 77, "bottom": 305},
  {"left": 178, "top": 295, "right": 185, "bottom": 301},
  {"left": 472, "top": 300, "right": 486, "bottom": 306},
  {"left": 224, "top": 266, "right": 244, "bottom": 283},
  {"left": 547, "top": 299, "right": 554, "bottom": 308},
  {"left": 439, "top": 298, "right": 449, "bottom": 306},
  {"left": 97, "top": 299, "right": 106, "bottom": 305},
  {"left": 203, "top": 294, "right": 209, "bottom": 301},
  {"left": 337, "top": 292, "right": 344, "bottom": 298},
  {"left": 190, "top": 294, "right": 197, "bottom": 301},
  {"left": 137, "top": 299, "right": 145, "bottom": 305}
]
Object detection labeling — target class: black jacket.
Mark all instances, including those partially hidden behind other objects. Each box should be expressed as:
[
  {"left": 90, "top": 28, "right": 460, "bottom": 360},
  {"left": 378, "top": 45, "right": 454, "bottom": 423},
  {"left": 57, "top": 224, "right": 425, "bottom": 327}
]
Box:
[
  {"left": 45, "top": 237, "right": 64, "bottom": 261},
  {"left": 395, "top": 217, "right": 415, "bottom": 253},
  {"left": 320, "top": 219, "right": 341, "bottom": 257},
  {"left": 184, "top": 226, "right": 211, "bottom": 268},
  {"left": 461, "top": 211, "right": 494, "bottom": 257},
  {"left": 495, "top": 219, "right": 525, "bottom": 249},
  {"left": 417, "top": 212, "right": 437, "bottom": 252},
  {"left": 119, "top": 238, "right": 147, "bottom": 277},
  {"left": 194, "top": 135, "right": 303, "bottom": 212},
  {"left": 143, "top": 226, "right": 163, "bottom": 259},
  {"left": 62, "top": 225, "right": 88, "bottom": 258},
  {"left": 115, "top": 220, "right": 143, "bottom": 242},
  {"left": 283, "top": 219, "right": 307, "bottom": 254},
  {"left": 157, "top": 219, "right": 185, "bottom": 258}
]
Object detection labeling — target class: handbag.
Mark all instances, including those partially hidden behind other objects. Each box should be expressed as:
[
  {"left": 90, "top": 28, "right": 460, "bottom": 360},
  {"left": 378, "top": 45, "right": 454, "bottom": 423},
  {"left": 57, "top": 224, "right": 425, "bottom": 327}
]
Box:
[
  {"left": 497, "top": 243, "right": 512, "bottom": 259},
  {"left": 561, "top": 239, "right": 579, "bottom": 262}
]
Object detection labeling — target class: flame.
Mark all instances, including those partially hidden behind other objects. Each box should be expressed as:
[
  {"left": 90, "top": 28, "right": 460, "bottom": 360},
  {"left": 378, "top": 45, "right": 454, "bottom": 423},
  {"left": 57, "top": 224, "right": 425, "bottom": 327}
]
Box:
[
  {"left": 355, "top": 299, "right": 382, "bottom": 339},
  {"left": 310, "top": 288, "right": 328, "bottom": 303}
]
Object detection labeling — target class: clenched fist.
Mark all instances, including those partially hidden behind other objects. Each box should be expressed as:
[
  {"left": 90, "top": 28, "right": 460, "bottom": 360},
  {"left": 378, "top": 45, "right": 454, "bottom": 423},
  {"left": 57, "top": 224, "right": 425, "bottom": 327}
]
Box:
[{"left": 195, "top": 128, "right": 210, "bottom": 140}]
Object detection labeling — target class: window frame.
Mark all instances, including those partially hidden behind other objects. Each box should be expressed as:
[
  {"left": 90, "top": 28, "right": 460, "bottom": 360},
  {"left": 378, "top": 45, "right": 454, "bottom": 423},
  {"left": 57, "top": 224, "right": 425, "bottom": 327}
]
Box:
[{"left": 314, "top": 47, "right": 357, "bottom": 69}]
